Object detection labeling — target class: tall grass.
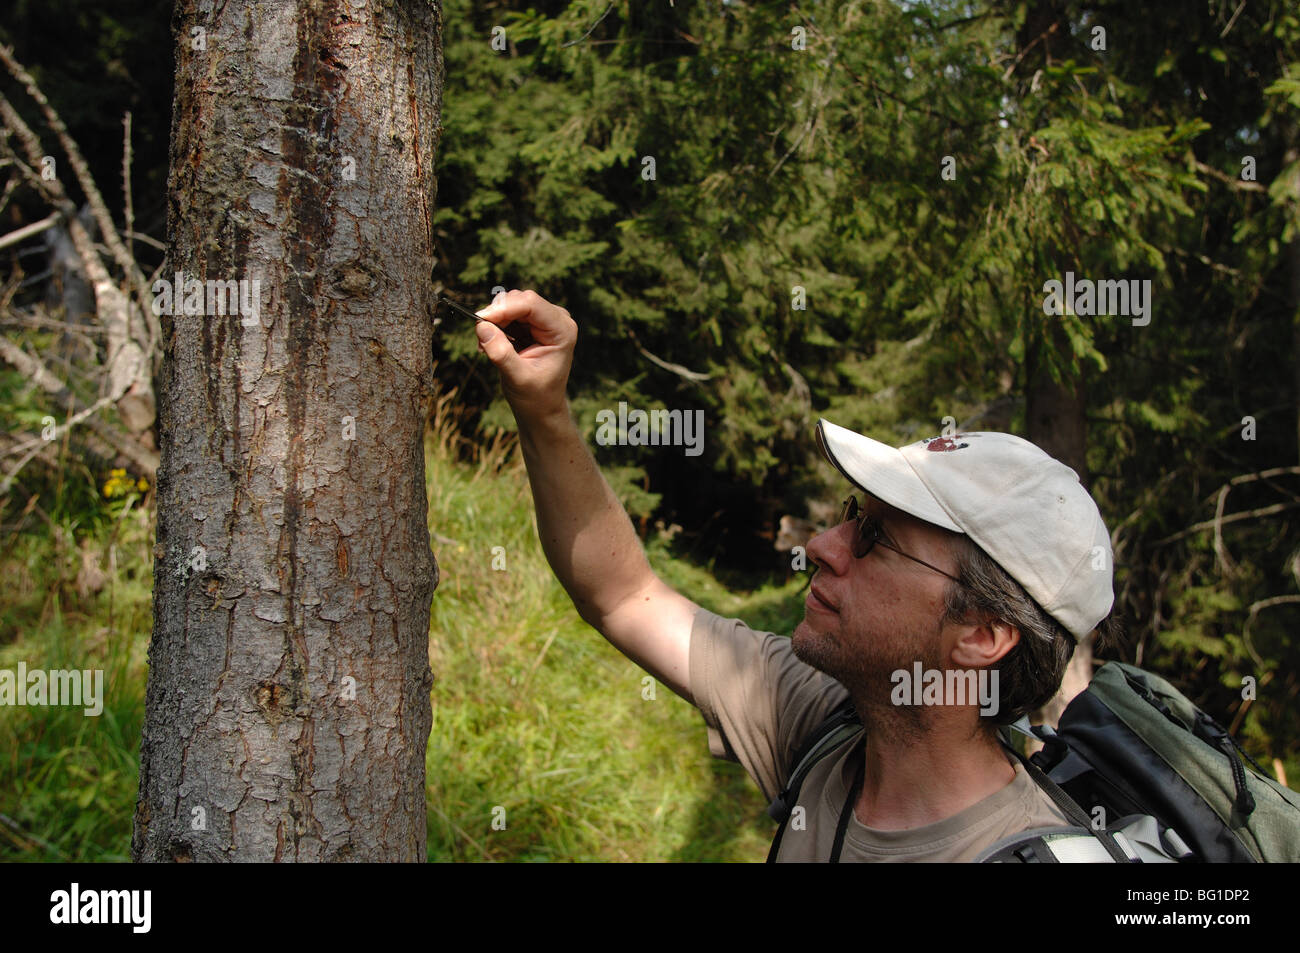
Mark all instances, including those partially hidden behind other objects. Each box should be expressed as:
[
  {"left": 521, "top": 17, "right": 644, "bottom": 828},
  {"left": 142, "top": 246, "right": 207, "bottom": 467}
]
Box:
[
  {"left": 0, "top": 386, "right": 805, "bottom": 861},
  {"left": 0, "top": 439, "right": 153, "bottom": 861}
]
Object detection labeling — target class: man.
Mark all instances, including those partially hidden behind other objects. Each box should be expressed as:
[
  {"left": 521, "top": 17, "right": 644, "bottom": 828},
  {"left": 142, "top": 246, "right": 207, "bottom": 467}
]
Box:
[{"left": 472, "top": 289, "right": 1118, "bottom": 862}]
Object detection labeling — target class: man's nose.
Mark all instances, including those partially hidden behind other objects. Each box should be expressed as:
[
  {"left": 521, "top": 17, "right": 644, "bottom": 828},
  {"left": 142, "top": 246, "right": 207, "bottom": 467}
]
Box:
[{"left": 806, "top": 521, "right": 853, "bottom": 574}]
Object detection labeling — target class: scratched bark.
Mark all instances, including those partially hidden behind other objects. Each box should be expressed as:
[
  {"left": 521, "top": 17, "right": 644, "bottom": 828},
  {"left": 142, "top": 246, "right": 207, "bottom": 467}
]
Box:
[{"left": 133, "top": 0, "right": 443, "bottom": 861}]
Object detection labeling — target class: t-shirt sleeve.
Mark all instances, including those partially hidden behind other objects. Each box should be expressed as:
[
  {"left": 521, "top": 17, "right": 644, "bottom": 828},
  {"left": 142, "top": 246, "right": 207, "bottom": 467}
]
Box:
[{"left": 689, "top": 606, "right": 851, "bottom": 802}]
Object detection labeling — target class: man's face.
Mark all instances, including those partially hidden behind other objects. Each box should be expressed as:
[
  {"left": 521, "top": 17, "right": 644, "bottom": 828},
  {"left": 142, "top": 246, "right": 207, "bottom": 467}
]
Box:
[{"left": 791, "top": 494, "right": 963, "bottom": 700}]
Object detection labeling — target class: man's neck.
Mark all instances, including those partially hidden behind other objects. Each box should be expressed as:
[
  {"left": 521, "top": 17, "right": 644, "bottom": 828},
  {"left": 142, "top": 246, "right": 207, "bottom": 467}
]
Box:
[{"left": 849, "top": 706, "right": 1015, "bottom": 831}]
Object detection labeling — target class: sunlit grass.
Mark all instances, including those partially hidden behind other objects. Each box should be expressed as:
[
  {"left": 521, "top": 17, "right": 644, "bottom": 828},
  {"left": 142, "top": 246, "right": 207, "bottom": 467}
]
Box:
[{"left": 0, "top": 386, "right": 802, "bottom": 862}]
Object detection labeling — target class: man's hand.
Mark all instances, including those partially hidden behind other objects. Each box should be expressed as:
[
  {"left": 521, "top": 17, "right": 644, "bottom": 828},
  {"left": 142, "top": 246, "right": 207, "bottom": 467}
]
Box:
[
  {"left": 470, "top": 287, "right": 697, "bottom": 703},
  {"left": 474, "top": 289, "right": 578, "bottom": 424}
]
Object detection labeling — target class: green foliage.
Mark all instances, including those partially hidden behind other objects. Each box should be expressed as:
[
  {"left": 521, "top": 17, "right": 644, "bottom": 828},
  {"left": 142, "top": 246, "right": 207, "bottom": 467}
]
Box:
[
  {"left": 428, "top": 0, "right": 1300, "bottom": 768},
  {"left": 4, "top": 0, "right": 1300, "bottom": 854}
]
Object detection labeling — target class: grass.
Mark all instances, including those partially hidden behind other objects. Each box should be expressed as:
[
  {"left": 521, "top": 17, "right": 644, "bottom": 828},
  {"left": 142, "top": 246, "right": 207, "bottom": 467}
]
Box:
[
  {"left": 0, "top": 457, "right": 153, "bottom": 861},
  {"left": 0, "top": 387, "right": 807, "bottom": 862}
]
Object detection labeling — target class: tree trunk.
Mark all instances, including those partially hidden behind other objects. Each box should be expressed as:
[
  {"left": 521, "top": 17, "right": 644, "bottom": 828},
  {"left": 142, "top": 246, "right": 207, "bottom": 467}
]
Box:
[
  {"left": 1285, "top": 135, "right": 1300, "bottom": 466},
  {"left": 1019, "top": 0, "right": 1094, "bottom": 732},
  {"left": 1026, "top": 327, "right": 1095, "bottom": 732},
  {"left": 134, "top": 0, "right": 444, "bottom": 862}
]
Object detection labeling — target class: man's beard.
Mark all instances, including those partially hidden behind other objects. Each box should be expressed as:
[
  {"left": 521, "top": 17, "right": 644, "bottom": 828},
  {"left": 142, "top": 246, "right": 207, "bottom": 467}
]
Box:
[{"left": 793, "top": 590, "right": 946, "bottom": 743}]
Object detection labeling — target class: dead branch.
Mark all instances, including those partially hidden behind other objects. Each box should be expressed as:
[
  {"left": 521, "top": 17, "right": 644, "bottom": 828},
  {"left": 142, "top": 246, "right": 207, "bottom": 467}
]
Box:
[
  {"left": 0, "top": 75, "right": 158, "bottom": 452},
  {"left": 122, "top": 110, "right": 134, "bottom": 263},
  {"left": 0, "top": 394, "right": 114, "bottom": 494},
  {"left": 1155, "top": 467, "right": 1300, "bottom": 546},
  {"left": 0, "top": 210, "right": 63, "bottom": 252},
  {"left": 0, "top": 331, "right": 158, "bottom": 478},
  {"left": 0, "top": 45, "right": 157, "bottom": 334},
  {"left": 628, "top": 329, "right": 712, "bottom": 382},
  {"left": 1241, "top": 595, "right": 1300, "bottom": 673}
]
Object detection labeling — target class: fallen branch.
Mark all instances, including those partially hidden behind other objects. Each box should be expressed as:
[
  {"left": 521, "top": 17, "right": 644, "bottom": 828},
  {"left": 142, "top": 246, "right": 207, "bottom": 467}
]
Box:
[
  {"left": 0, "top": 44, "right": 157, "bottom": 330},
  {"left": 0, "top": 332, "right": 158, "bottom": 478},
  {"left": 0, "top": 84, "right": 158, "bottom": 447}
]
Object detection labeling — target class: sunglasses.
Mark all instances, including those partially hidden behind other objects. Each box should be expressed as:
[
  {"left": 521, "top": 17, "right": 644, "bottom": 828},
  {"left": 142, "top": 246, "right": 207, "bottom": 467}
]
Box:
[{"left": 840, "top": 495, "right": 962, "bottom": 584}]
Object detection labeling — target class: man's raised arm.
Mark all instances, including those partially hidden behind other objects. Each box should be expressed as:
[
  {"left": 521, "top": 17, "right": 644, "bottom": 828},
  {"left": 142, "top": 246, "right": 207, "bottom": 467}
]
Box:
[{"left": 470, "top": 289, "right": 698, "bottom": 703}]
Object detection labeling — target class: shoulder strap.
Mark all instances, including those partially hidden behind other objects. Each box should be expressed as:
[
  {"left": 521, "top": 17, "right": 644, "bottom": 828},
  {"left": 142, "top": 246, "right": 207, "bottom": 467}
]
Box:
[
  {"left": 998, "top": 735, "right": 1135, "bottom": 863},
  {"left": 766, "top": 705, "right": 1136, "bottom": 863},
  {"left": 975, "top": 825, "right": 1139, "bottom": 863},
  {"left": 766, "top": 697, "right": 861, "bottom": 863}
]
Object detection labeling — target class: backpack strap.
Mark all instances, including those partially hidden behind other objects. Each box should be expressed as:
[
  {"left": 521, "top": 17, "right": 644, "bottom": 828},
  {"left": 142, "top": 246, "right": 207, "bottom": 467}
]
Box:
[
  {"left": 767, "top": 705, "right": 1136, "bottom": 863},
  {"left": 766, "top": 697, "right": 861, "bottom": 863},
  {"left": 997, "top": 730, "right": 1136, "bottom": 863},
  {"left": 975, "top": 825, "right": 1142, "bottom": 863},
  {"left": 977, "top": 813, "right": 1194, "bottom": 863}
]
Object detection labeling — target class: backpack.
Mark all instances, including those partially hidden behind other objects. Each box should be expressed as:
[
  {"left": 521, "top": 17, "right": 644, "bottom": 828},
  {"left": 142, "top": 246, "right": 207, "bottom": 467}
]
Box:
[{"left": 766, "top": 660, "right": 1300, "bottom": 862}]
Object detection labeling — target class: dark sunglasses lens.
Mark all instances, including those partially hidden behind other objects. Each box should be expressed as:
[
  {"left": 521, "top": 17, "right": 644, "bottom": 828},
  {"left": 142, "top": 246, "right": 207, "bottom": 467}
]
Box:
[{"left": 841, "top": 496, "right": 873, "bottom": 558}]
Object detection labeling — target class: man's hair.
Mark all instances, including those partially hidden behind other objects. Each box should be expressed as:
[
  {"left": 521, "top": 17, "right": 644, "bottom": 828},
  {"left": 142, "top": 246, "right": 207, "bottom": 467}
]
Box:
[{"left": 941, "top": 534, "right": 1121, "bottom": 729}]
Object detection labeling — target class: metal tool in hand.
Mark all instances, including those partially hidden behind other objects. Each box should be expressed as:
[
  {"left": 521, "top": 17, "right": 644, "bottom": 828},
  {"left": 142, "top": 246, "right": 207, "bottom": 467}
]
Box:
[{"left": 436, "top": 292, "right": 536, "bottom": 351}]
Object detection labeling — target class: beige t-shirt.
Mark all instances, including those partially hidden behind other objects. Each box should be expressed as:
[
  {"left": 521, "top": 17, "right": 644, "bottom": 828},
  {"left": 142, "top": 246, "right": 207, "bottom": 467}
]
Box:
[{"left": 689, "top": 608, "right": 1072, "bottom": 862}]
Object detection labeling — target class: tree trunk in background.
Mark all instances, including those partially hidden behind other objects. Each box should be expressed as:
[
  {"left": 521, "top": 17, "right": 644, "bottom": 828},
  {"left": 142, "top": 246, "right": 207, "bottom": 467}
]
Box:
[
  {"left": 1026, "top": 330, "right": 1094, "bottom": 732},
  {"left": 1285, "top": 135, "right": 1300, "bottom": 466},
  {"left": 1018, "top": 0, "right": 1094, "bottom": 731},
  {"left": 134, "top": 0, "right": 443, "bottom": 861}
]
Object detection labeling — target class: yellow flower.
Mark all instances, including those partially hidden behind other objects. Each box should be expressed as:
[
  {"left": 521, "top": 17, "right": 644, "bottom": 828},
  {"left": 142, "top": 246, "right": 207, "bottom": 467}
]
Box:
[{"left": 103, "top": 469, "right": 140, "bottom": 499}]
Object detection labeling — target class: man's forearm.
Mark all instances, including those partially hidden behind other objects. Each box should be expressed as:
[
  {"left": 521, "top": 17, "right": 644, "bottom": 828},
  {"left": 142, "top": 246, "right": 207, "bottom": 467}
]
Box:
[{"left": 515, "top": 404, "right": 655, "bottom": 627}]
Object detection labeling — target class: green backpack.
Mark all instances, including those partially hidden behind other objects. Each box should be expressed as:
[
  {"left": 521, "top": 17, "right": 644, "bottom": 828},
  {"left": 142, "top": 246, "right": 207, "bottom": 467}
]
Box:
[{"left": 767, "top": 661, "right": 1300, "bottom": 862}]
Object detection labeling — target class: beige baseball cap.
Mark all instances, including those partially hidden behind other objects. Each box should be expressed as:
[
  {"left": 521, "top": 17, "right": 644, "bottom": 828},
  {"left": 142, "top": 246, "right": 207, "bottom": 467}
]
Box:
[{"left": 815, "top": 418, "right": 1114, "bottom": 639}]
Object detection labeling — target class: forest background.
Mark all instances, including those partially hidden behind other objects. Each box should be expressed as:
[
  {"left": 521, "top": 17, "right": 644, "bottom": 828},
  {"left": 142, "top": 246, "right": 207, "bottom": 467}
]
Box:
[{"left": 0, "top": 0, "right": 1297, "bottom": 861}]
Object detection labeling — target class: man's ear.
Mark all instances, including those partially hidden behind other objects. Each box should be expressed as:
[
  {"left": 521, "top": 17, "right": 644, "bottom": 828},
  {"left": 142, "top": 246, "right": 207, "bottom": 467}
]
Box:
[{"left": 950, "top": 619, "right": 1020, "bottom": 668}]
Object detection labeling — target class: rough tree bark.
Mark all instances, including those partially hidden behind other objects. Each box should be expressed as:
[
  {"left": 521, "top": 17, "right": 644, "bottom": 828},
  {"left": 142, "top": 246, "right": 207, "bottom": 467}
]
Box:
[{"left": 134, "top": 0, "right": 444, "bottom": 861}]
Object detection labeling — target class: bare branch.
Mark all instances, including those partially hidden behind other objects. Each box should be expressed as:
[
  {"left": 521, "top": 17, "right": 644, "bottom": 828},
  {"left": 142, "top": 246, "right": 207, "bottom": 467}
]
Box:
[
  {"left": 1002, "top": 21, "right": 1061, "bottom": 82},
  {"left": 1227, "top": 466, "right": 1300, "bottom": 486},
  {"left": 1242, "top": 596, "right": 1300, "bottom": 671},
  {"left": 1, "top": 309, "right": 109, "bottom": 336},
  {"left": 0, "top": 332, "right": 71, "bottom": 397},
  {"left": 1213, "top": 482, "right": 1236, "bottom": 576},
  {"left": 0, "top": 45, "right": 153, "bottom": 311},
  {"left": 122, "top": 110, "right": 134, "bottom": 262},
  {"left": 627, "top": 330, "right": 712, "bottom": 382},
  {"left": 1154, "top": 467, "right": 1300, "bottom": 546},
  {"left": 1, "top": 395, "right": 114, "bottom": 494},
  {"left": 0, "top": 332, "right": 158, "bottom": 478},
  {"left": 560, "top": 2, "right": 616, "bottom": 48},
  {"left": 1220, "top": 0, "right": 1247, "bottom": 38},
  {"left": 1194, "top": 159, "right": 1267, "bottom": 193},
  {"left": 125, "top": 230, "right": 165, "bottom": 252},
  {"left": 1155, "top": 501, "right": 1300, "bottom": 546},
  {"left": 0, "top": 89, "right": 157, "bottom": 440},
  {"left": 0, "top": 210, "right": 63, "bottom": 252}
]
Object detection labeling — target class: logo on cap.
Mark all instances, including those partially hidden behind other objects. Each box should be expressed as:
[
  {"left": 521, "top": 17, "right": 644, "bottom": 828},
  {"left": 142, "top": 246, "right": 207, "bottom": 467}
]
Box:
[{"left": 923, "top": 435, "right": 977, "bottom": 453}]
